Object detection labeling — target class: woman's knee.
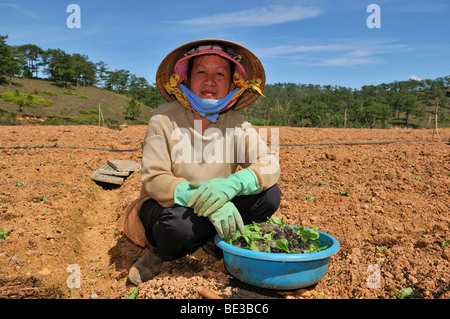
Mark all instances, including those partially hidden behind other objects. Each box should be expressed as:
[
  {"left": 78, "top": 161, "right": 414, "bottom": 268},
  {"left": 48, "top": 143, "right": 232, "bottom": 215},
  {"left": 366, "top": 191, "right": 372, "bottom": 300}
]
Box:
[
  {"left": 151, "top": 206, "right": 212, "bottom": 259},
  {"left": 152, "top": 207, "right": 191, "bottom": 245},
  {"left": 234, "top": 183, "right": 282, "bottom": 224},
  {"left": 265, "top": 183, "right": 282, "bottom": 213}
]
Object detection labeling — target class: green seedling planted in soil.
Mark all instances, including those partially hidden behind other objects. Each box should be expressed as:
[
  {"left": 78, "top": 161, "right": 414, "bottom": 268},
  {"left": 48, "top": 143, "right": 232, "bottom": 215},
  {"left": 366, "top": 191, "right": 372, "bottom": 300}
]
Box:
[
  {"left": 0, "top": 228, "right": 9, "bottom": 239},
  {"left": 440, "top": 240, "right": 450, "bottom": 249},
  {"left": 391, "top": 287, "right": 413, "bottom": 299},
  {"left": 124, "top": 287, "right": 139, "bottom": 299}
]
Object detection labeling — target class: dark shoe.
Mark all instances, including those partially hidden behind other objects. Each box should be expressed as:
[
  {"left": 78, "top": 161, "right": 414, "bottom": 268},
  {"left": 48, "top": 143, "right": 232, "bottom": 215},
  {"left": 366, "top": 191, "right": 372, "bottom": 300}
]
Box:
[{"left": 128, "top": 250, "right": 163, "bottom": 285}]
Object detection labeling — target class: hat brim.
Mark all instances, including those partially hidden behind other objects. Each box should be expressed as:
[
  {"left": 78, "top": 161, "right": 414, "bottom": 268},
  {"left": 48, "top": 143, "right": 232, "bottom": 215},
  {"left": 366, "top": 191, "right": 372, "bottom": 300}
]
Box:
[{"left": 156, "top": 39, "right": 265, "bottom": 111}]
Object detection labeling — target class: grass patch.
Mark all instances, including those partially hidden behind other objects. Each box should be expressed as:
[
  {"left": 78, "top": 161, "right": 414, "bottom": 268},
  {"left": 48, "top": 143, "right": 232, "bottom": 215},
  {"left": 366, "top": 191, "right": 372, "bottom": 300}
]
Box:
[
  {"left": 43, "top": 114, "right": 118, "bottom": 126},
  {"left": 0, "top": 107, "right": 18, "bottom": 125},
  {"left": 78, "top": 109, "right": 99, "bottom": 115},
  {"left": 1, "top": 90, "right": 53, "bottom": 107},
  {"left": 63, "top": 90, "right": 77, "bottom": 96},
  {"left": 0, "top": 77, "right": 154, "bottom": 124},
  {"left": 63, "top": 90, "right": 89, "bottom": 99},
  {"left": 38, "top": 90, "right": 58, "bottom": 96},
  {"left": 0, "top": 106, "right": 16, "bottom": 118}
]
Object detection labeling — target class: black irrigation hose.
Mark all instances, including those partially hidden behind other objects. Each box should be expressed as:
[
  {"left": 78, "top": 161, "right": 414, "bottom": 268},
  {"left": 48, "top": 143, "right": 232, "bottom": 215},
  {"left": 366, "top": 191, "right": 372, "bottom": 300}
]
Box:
[
  {"left": 0, "top": 139, "right": 443, "bottom": 152},
  {"left": 0, "top": 145, "right": 141, "bottom": 152},
  {"left": 269, "top": 139, "right": 441, "bottom": 147}
]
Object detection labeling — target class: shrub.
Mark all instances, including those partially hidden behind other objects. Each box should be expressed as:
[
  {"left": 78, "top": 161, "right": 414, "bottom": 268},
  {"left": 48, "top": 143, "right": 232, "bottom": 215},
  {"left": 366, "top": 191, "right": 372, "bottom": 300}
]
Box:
[
  {"left": 79, "top": 109, "right": 99, "bottom": 115},
  {"left": 0, "top": 91, "right": 53, "bottom": 107},
  {"left": 0, "top": 107, "right": 18, "bottom": 125},
  {"left": 0, "top": 107, "right": 17, "bottom": 119},
  {"left": 63, "top": 90, "right": 77, "bottom": 96},
  {"left": 43, "top": 115, "right": 98, "bottom": 125},
  {"left": 43, "top": 115, "right": 118, "bottom": 126},
  {"left": 124, "top": 98, "right": 141, "bottom": 120},
  {"left": 39, "top": 90, "right": 58, "bottom": 96}
]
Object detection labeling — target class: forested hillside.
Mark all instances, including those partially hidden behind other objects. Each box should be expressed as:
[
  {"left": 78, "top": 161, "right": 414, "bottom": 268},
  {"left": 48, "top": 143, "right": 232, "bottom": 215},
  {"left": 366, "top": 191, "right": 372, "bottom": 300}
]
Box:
[
  {"left": 1, "top": 34, "right": 449, "bottom": 128},
  {"left": 240, "top": 80, "right": 450, "bottom": 128}
]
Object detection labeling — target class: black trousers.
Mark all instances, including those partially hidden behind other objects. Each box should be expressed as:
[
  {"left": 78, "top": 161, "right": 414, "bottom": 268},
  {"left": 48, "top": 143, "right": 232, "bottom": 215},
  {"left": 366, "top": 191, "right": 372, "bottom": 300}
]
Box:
[{"left": 139, "top": 184, "right": 281, "bottom": 260}]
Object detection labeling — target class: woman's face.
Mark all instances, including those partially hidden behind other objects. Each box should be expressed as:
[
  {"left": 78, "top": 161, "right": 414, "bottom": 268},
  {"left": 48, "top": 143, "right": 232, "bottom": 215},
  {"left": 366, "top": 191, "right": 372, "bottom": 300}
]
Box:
[{"left": 188, "top": 55, "right": 235, "bottom": 100}]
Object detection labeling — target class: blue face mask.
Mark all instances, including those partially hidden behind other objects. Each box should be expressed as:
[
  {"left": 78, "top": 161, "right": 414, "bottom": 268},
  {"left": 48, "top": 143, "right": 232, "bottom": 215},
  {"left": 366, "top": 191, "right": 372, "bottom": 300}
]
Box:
[{"left": 179, "top": 84, "right": 239, "bottom": 123}]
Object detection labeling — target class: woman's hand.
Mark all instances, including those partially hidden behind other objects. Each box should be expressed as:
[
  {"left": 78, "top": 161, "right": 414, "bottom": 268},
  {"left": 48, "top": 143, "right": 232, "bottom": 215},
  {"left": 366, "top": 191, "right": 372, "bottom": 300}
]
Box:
[
  {"left": 188, "top": 168, "right": 259, "bottom": 217},
  {"left": 188, "top": 178, "right": 230, "bottom": 217},
  {"left": 207, "top": 201, "right": 245, "bottom": 239}
]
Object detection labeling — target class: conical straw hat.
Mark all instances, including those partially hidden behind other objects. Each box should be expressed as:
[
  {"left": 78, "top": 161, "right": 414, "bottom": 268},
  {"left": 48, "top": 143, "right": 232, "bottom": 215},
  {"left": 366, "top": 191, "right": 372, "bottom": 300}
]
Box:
[{"left": 156, "top": 39, "right": 265, "bottom": 111}]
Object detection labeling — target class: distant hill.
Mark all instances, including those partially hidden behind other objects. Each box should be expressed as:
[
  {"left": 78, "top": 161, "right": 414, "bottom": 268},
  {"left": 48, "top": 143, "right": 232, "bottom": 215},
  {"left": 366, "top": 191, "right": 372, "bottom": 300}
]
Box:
[
  {"left": 0, "top": 77, "right": 154, "bottom": 125},
  {"left": 1, "top": 76, "right": 448, "bottom": 129}
]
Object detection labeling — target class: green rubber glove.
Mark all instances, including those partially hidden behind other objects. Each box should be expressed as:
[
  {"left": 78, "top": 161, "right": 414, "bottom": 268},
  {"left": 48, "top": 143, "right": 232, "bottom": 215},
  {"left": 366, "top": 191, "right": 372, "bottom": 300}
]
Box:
[
  {"left": 188, "top": 168, "right": 259, "bottom": 217},
  {"left": 174, "top": 181, "right": 197, "bottom": 206},
  {"left": 208, "top": 201, "right": 245, "bottom": 239}
]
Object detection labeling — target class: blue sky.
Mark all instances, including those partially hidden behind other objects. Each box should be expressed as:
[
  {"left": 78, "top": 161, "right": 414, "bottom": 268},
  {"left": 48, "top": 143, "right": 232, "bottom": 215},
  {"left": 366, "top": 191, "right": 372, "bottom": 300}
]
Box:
[{"left": 0, "top": 0, "right": 449, "bottom": 89}]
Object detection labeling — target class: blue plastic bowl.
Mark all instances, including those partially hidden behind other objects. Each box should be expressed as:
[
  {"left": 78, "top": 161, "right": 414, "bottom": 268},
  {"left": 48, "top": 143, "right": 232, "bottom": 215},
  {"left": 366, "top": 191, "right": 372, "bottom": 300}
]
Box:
[{"left": 214, "top": 227, "right": 340, "bottom": 290}]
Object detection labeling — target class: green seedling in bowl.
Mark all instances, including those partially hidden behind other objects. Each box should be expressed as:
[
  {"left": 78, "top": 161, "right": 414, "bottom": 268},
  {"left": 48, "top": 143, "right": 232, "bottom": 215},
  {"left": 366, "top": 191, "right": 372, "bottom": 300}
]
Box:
[{"left": 225, "top": 217, "right": 327, "bottom": 254}]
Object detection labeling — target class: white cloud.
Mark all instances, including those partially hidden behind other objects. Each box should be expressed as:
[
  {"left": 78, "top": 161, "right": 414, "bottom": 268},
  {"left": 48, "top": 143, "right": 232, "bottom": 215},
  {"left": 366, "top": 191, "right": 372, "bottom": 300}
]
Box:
[
  {"left": 0, "top": 3, "right": 40, "bottom": 20},
  {"left": 255, "top": 38, "right": 410, "bottom": 67},
  {"left": 319, "top": 57, "right": 382, "bottom": 66},
  {"left": 408, "top": 75, "right": 422, "bottom": 81},
  {"left": 179, "top": 5, "right": 322, "bottom": 27},
  {"left": 256, "top": 44, "right": 347, "bottom": 56}
]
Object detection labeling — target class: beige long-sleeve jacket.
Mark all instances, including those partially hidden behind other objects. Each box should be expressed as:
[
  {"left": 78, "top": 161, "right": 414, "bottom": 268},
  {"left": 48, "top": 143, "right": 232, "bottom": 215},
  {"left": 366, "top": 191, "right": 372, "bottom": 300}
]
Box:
[{"left": 123, "top": 101, "right": 280, "bottom": 247}]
